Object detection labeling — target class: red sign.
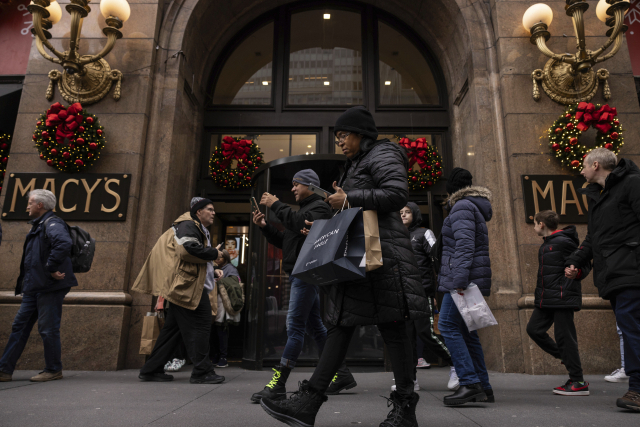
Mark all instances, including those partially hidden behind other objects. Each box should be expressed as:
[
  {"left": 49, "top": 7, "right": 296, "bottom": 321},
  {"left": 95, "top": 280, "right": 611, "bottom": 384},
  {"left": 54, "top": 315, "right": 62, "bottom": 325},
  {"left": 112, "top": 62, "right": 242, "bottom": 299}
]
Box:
[
  {"left": 627, "top": 0, "right": 640, "bottom": 76},
  {"left": 0, "top": 0, "right": 33, "bottom": 75}
]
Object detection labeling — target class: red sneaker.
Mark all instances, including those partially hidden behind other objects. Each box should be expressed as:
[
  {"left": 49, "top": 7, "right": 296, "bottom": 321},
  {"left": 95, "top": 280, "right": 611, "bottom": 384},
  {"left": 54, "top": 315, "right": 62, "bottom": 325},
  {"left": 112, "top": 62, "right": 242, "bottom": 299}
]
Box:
[{"left": 553, "top": 379, "right": 590, "bottom": 396}]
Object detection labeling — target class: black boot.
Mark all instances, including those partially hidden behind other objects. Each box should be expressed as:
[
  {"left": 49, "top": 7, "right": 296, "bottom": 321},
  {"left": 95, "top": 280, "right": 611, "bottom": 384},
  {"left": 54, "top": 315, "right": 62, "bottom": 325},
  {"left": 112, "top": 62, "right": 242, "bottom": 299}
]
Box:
[
  {"left": 251, "top": 365, "right": 291, "bottom": 403},
  {"left": 476, "top": 388, "right": 494, "bottom": 403},
  {"left": 325, "top": 371, "right": 358, "bottom": 395},
  {"left": 379, "top": 391, "right": 419, "bottom": 427},
  {"left": 443, "top": 382, "right": 486, "bottom": 406},
  {"left": 261, "top": 380, "right": 327, "bottom": 427}
]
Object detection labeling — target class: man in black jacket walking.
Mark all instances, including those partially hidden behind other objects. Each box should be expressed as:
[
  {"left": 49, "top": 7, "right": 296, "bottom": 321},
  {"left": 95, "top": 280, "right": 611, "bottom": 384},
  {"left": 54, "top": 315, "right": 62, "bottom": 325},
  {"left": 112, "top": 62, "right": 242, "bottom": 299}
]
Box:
[
  {"left": 251, "top": 169, "right": 355, "bottom": 403},
  {"left": 527, "top": 210, "right": 591, "bottom": 396},
  {"left": 566, "top": 148, "right": 640, "bottom": 411}
]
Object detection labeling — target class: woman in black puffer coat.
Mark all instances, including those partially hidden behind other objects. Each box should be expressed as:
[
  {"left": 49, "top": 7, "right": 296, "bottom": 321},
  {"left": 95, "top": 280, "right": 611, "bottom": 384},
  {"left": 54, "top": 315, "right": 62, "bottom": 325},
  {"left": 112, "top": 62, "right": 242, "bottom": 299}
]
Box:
[{"left": 259, "top": 106, "right": 427, "bottom": 427}]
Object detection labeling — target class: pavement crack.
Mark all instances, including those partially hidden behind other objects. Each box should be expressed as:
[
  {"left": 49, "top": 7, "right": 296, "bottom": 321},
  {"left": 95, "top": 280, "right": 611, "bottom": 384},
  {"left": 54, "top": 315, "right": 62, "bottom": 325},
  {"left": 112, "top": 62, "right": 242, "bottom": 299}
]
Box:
[{"left": 145, "top": 371, "right": 245, "bottom": 425}]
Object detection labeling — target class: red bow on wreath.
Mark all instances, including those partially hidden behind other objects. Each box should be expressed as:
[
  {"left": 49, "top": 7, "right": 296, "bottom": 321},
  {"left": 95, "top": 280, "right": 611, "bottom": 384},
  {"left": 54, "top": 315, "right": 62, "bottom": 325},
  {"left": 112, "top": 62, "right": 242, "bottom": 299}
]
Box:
[
  {"left": 575, "top": 102, "right": 617, "bottom": 134},
  {"left": 45, "top": 102, "right": 83, "bottom": 145},
  {"left": 221, "top": 136, "right": 251, "bottom": 168},
  {"left": 399, "top": 137, "right": 429, "bottom": 168}
]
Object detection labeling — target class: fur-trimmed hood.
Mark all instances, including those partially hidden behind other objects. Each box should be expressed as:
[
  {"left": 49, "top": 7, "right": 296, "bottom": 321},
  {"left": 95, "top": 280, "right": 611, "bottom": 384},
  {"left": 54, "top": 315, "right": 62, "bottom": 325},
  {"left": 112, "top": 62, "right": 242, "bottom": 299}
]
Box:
[{"left": 446, "top": 185, "right": 493, "bottom": 222}]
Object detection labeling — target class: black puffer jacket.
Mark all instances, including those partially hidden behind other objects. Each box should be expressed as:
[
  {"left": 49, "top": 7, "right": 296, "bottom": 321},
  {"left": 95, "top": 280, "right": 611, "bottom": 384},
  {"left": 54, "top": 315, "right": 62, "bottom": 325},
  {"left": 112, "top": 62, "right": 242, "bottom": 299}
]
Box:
[
  {"left": 324, "top": 139, "right": 428, "bottom": 326},
  {"left": 534, "top": 226, "right": 591, "bottom": 310},
  {"left": 407, "top": 202, "right": 437, "bottom": 297},
  {"left": 261, "top": 194, "right": 332, "bottom": 274},
  {"left": 567, "top": 158, "right": 640, "bottom": 299}
]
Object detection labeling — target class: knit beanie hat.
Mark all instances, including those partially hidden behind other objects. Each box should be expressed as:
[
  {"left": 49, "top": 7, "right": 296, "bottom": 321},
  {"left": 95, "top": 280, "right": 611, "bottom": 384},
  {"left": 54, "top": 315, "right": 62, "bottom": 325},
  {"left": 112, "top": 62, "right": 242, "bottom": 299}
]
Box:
[
  {"left": 333, "top": 106, "right": 378, "bottom": 140},
  {"left": 190, "top": 197, "right": 214, "bottom": 216},
  {"left": 446, "top": 167, "right": 473, "bottom": 194},
  {"left": 292, "top": 169, "right": 320, "bottom": 188}
]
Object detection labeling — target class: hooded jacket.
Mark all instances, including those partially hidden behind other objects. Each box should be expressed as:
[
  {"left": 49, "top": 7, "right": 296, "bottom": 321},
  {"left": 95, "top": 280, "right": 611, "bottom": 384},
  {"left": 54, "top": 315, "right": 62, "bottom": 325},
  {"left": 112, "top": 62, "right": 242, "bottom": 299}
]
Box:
[
  {"left": 437, "top": 186, "right": 493, "bottom": 296},
  {"left": 260, "top": 194, "right": 332, "bottom": 275},
  {"left": 406, "top": 202, "right": 437, "bottom": 297},
  {"left": 132, "top": 212, "right": 218, "bottom": 310},
  {"left": 16, "top": 210, "right": 78, "bottom": 295},
  {"left": 567, "top": 158, "right": 640, "bottom": 299},
  {"left": 535, "top": 226, "right": 591, "bottom": 310},
  {"left": 323, "top": 138, "right": 428, "bottom": 326}
]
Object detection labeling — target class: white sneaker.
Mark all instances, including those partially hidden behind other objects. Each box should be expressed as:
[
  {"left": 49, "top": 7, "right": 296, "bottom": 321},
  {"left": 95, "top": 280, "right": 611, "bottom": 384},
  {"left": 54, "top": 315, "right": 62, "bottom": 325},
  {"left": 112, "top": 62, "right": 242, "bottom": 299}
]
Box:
[
  {"left": 177, "top": 359, "right": 186, "bottom": 370},
  {"left": 448, "top": 366, "right": 460, "bottom": 390},
  {"left": 416, "top": 358, "right": 431, "bottom": 369},
  {"left": 165, "top": 358, "right": 181, "bottom": 372},
  {"left": 164, "top": 360, "right": 173, "bottom": 371},
  {"left": 390, "top": 379, "right": 420, "bottom": 392},
  {"left": 604, "top": 368, "right": 629, "bottom": 383}
]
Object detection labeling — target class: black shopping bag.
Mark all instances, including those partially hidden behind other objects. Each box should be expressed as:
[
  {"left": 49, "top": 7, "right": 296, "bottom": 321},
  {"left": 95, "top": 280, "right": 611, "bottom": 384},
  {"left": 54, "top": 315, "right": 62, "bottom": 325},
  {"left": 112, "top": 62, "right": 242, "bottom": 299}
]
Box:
[{"left": 291, "top": 208, "right": 366, "bottom": 286}]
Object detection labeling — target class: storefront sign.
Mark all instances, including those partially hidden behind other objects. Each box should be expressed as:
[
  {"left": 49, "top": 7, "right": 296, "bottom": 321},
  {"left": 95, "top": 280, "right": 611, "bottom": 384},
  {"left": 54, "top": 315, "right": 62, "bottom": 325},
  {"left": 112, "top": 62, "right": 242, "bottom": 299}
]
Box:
[
  {"left": 2, "top": 173, "right": 131, "bottom": 221},
  {"left": 522, "top": 175, "right": 588, "bottom": 224}
]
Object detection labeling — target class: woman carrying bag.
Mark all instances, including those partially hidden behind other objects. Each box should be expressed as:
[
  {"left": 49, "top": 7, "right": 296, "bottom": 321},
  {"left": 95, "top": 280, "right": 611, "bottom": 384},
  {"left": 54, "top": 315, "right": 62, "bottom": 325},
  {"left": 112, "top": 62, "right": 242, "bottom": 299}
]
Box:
[
  {"left": 260, "top": 106, "right": 428, "bottom": 427},
  {"left": 436, "top": 168, "right": 494, "bottom": 406}
]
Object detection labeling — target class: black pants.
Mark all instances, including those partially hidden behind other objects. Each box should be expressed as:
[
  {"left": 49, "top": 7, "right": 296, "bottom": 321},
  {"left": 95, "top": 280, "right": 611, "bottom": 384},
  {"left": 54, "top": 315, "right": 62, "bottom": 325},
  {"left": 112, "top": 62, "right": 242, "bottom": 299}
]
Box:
[
  {"left": 140, "top": 290, "right": 214, "bottom": 379},
  {"left": 210, "top": 325, "right": 228, "bottom": 359},
  {"left": 409, "top": 299, "right": 451, "bottom": 376},
  {"left": 526, "top": 307, "right": 583, "bottom": 382},
  {"left": 309, "top": 321, "right": 414, "bottom": 398}
]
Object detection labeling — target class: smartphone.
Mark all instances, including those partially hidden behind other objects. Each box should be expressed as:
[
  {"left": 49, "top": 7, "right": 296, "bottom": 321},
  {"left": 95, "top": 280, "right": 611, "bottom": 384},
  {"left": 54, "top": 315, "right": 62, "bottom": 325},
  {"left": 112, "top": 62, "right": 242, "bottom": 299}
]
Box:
[
  {"left": 250, "top": 197, "right": 261, "bottom": 213},
  {"left": 308, "top": 184, "right": 333, "bottom": 198}
]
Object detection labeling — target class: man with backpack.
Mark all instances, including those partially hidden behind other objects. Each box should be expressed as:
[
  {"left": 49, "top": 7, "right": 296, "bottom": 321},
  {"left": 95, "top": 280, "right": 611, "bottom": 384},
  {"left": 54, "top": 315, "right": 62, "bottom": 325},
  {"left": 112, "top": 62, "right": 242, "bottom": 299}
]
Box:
[{"left": 0, "top": 189, "right": 77, "bottom": 382}]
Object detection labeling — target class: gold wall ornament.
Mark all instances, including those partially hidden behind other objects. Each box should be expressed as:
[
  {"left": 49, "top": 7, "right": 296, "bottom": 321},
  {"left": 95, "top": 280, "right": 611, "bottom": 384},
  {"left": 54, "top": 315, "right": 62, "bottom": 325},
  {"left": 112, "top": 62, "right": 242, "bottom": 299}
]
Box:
[
  {"left": 522, "top": 0, "right": 629, "bottom": 105},
  {"left": 28, "top": 0, "right": 131, "bottom": 105}
]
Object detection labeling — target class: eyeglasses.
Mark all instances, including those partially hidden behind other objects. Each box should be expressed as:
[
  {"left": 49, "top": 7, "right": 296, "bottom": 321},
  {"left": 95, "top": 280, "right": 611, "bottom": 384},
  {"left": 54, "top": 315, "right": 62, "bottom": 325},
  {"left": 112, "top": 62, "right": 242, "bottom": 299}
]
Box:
[{"left": 334, "top": 132, "right": 351, "bottom": 145}]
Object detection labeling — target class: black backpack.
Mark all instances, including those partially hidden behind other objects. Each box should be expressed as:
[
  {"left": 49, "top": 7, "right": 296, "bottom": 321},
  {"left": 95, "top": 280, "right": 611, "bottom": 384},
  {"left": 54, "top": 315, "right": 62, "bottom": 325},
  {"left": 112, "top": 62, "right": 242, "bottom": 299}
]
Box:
[{"left": 44, "top": 217, "right": 96, "bottom": 273}]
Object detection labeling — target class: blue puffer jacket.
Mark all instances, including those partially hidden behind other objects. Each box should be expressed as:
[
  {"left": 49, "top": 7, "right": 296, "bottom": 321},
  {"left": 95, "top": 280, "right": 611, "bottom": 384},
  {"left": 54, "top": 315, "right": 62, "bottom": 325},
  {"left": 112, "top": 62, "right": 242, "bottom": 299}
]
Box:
[
  {"left": 16, "top": 211, "right": 78, "bottom": 295},
  {"left": 437, "top": 186, "right": 493, "bottom": 296}
]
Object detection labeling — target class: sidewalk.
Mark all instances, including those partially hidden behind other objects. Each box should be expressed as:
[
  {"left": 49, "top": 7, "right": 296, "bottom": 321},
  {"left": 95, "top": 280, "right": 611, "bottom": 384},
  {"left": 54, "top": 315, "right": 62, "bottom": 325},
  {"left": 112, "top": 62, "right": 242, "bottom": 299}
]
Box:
[{"left": 0, "top": 366, "right": 637, "bottom": 426}]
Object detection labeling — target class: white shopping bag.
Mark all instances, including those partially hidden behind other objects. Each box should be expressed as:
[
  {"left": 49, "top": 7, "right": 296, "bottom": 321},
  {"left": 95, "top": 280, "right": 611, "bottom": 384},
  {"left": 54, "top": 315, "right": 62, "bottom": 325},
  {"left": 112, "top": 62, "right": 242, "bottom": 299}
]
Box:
[{"left": 450, "top": 283, "right": 498, "bottom": 331}]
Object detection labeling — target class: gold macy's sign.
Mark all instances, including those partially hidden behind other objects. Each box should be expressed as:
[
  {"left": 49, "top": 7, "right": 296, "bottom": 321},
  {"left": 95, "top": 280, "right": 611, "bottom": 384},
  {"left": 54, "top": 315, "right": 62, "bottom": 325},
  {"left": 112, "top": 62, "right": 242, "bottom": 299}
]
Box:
[
  {"left": 522, "top": 175, "right": 589, "bottom": 224},
  {"left": 2, "top": 173, "right": 131, "bottom": 221}
]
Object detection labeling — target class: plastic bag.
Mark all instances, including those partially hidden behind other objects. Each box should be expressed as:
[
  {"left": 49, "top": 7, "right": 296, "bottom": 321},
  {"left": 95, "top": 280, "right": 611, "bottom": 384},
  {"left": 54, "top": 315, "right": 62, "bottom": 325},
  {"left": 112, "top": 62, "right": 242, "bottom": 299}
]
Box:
[{"left": 450, "top": 283, "right": 498, "bottom": 331}]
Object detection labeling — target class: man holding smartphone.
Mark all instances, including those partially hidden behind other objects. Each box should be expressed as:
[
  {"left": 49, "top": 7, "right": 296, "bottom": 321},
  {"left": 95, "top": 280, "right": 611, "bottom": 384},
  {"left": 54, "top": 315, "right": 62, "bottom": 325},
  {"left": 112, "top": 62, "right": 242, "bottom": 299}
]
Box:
[{"left": 250, "top": 169, "right": 356, "bottom": 403}]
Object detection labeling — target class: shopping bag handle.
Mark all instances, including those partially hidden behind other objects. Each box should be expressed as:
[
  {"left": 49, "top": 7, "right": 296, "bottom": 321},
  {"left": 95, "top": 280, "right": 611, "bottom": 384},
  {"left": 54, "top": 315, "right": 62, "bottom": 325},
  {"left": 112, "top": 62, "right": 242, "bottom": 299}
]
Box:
[{"left": 333, "top": 196, "right": 351, "bottom": 217}]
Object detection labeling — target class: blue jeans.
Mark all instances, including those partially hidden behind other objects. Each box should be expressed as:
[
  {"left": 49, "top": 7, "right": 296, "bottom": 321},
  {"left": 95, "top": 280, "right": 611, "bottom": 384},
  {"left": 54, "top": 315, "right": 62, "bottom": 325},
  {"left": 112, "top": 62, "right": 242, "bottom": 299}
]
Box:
[
  {"left": 281, "top": 276, "right": 327, "bottom": 368},
  {"left": 610, "top": 288, "right": 640, "bottom": 393},
  {"left": 0, "top": 287, "right": 70, "bottom": 374},
  {"left": 438, "top": 292, "right": 491, "bottom": 389}
]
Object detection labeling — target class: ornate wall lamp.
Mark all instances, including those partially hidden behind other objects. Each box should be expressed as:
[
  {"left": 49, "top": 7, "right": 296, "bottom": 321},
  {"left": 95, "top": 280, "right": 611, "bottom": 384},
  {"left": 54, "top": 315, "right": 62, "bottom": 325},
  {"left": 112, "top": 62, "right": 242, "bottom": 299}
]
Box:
[
  {"left": 28, "top": 0, "right": 131, "bottom": 105},
  {"left": 523, "top": 0, "right": 629, "bottom": 105}
]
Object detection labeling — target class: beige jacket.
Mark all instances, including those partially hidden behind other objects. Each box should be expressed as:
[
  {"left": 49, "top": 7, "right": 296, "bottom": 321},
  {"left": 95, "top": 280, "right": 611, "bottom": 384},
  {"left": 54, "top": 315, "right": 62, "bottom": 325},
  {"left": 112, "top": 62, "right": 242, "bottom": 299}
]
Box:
[{"left": 132, "top": 212, "right": 212, "bottom": 310}]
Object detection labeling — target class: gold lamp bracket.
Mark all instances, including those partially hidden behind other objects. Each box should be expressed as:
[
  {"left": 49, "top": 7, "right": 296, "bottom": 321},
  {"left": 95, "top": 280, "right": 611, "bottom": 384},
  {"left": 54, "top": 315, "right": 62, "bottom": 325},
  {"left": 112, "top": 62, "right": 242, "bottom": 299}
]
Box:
[{"left": 46, "top": 59, "right": 123, "bottom": 104}]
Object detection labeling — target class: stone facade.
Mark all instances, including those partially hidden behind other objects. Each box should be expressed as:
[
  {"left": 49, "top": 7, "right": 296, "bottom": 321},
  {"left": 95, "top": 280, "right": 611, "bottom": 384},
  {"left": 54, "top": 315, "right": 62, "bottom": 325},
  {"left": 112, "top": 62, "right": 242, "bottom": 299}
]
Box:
[{"left": 0, "top": 0, "right": 637, "bottom": 373}]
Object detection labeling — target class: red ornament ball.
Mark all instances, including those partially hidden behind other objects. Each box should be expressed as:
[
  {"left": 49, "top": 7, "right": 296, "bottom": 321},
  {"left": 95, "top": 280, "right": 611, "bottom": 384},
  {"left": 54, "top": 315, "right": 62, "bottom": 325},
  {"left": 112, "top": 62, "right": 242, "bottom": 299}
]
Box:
[
  {"left": 229, "top": 172, "right": 234, "bottom": 177},
  {"left": 421, "top": 182, "right": 425, "bottom": 185},
  {"left": 42, "top": 131, "right": 49, "bottom": 138},
  {"left": 86, "top": 117, "right": 94, "bottom": 124},
  {"left": 78, "top": 126, "right": 85, "bottom": 133},
  {"left": 256, "top": 157, "right": 261, "bottom": 161},
  {"left": 605, "top": 143, "right": 613, "bottom": 150},
  {"left": 1, "top": 143, "right": 7, "bottom": 149},
  {"left": 76, "top": 138, "right": 85, "bottom": 145},
  {"left": 613, "top": 120, "right": 620, "bottom": 125},
  {"left": 435, "top": 162, "right": 441, "bottom": 167},
  {"left": 39, "top": 153, "right": 44, "bottom": 159},
  {"left": 411, "top": 176, "right": 417, "bottom": 182},
  {"left": 427, "top": 165, "right": 432, "bottom": 171},
  {"left": 555, "top": 127, "right": 563, "bottom": 134},
  {"left": 1, "top": 157, "right": 7, "bottom": 163},
  {"left": 239, "top": 173, "right": 244, "bottom": 178},
  {"left": 610, "top": 132, "right": 619, "bottom": 140},
  {"left": 58, "top": 161, "right": 64, "bottom": 167},
  {"left": 97, "top": 129, "right": 103, "bottom": 136},
  {"left": 248, "top": 161, "right": 253, "bottom": 166},
  {"left": 431, "top": 172, "right": 436, "bottom": 177},
  {"left": 437, "top": 171, "right": 442, "bottom": 176},
  {"left": 50, "top": 148, "right": 58, "bottom": 156},
  {"left": 47, "top": 159, "right": 53, "bottom": 166},
  {"left": 552, "top": 143, "right": 561, "bottom": 151},
  {"left": 43, "top": 141, "right": 49, "bottom": 148},
  {"left": 69, "top": 144, "right": 75, "bottom": 149},
  {"left": 212, "top": 172, "right": 217, "bottom": 176},
  {"left": 427, "top": 181, "right": 433, "bottom": 186},
  {"left": 566, "top": 123, "right": 574, "bottom": 130},
  {"left": 89, "top": 143, "right": 97, "bottom": 150},
  {"left": 571, "top": 160, "right": 581, "bottom": 168},
  {"left": 564, "top": 146, "right": 572, "bottom": 153},
  {"left": 224, "top": 180, "right": 228, "bottom": 184},
  {"left": 63, "top": 152, "right": 70, "bottom": 159},
  {"left": 37, "top": 121, "right": 42, "bottom": 125},
  {"left": 75, "top": 159, "right": 84, "bottom": 166},
  {"left": 565, "top": 113, "right": 572, "bottom": 118},
  {"left": 32, "top": 134, "right": 37, "bottom": 140},
  {"left": 569, "top": 137, "right": 578, "bottom": 145}
]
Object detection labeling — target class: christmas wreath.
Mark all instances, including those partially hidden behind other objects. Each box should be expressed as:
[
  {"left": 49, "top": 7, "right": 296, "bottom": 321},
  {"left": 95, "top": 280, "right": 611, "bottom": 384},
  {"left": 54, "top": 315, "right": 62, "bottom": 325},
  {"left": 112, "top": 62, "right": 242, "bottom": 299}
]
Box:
[
  {"left": 398, "top": 137, "right": 444, "bottom": 191},
  {"left": 33, "top": 102, "right": 106, "bottom": 173},
  {"left": 548, "top": 102, "right": 624, "bottom": 171},
  {"left": 209, "top": 136, "right": 265, "bottom": 189},
  {"left": 0, "top": 133, "right": 12, "bottom": 194}
]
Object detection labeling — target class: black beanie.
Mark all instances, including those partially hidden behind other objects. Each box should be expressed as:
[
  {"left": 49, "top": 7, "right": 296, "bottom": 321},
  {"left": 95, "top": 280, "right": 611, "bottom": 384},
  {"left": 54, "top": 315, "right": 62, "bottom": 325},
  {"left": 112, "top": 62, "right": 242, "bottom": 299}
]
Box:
[
  {"left": 334, "top": 106, "right": 378, "bottom": 140},
  {"left": 190, "top": 197, "right": 214, "bottom": 217},
  {"left": 446, "top": 167, "right": 473, "bottom": 194}
]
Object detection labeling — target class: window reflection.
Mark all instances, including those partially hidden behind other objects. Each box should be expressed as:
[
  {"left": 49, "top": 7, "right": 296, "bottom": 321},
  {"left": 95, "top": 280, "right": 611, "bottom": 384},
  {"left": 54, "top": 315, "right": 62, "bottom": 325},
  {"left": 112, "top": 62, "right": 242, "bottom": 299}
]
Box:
[
  {"left": 212, "top": 22, "right": 274, "bottom": 105},
  {"left": 378, "top": 21, "right": 439, "bottom": 105},
  {"left": 288, "top": 9, "right": 363, "bottom": 105},
  {"left": 210, "top": 134, "right": 317, "bottom": 164}
]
